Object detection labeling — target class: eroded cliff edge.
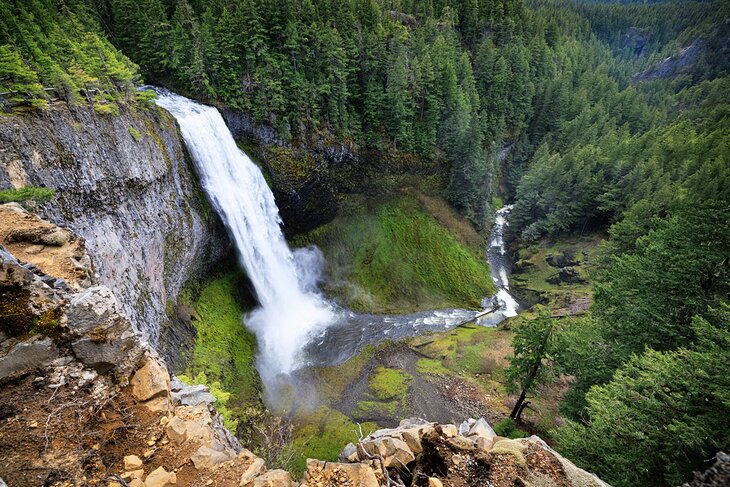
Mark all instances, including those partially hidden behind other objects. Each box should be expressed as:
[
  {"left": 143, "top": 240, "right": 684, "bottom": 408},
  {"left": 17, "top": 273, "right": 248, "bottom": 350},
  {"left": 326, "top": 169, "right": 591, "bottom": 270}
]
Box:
[{"left": 0, "top": 103, "right": 228, "bottom": 355}]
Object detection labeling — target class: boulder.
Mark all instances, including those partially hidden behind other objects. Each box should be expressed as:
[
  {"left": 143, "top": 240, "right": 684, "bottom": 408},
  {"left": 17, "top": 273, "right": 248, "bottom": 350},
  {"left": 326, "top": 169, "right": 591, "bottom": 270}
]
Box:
[
  {"left": 121, "top": 470, "right": 144, "bottom": 481},
  {"left": 360, "top": 437, "right": 415, "bottom": 467},
  {"left": 142, "top": 395, "right": 172, "bottom": 413},
  {"left": 240, "top": 457, "right": 266, "bottom": 486},
  {"left": 171, "top": 383, "right": 216, "bottom": 407},
  {"left": 253, "top": 469, "right": 293, "bottom": 487},
  {"left": 338, "top": 442, "right": 358, "bottom": 462},
  {"left": 306, "top": 460, "right": 379, "bottom": 487},
  {"left": 428, "top": 478, "right": 443, "bottom": 487},
  {"left": 399, "top": 417, "right": 431, "bottom": 428},
  {"left": 458, "top": 418, "right": 476, "bottom": 436},
  {"left": 440, "top": 424, "right": 458, "bottom": 437},
  {"left": 0, "top": 336, "right": 59, "bottom": 380},
  {"left": 399, "top": 428, "right": 424, "bottom": 454},
  {"left": 145, "top": 466, "right": 177, "bottom": 487},
  {"left": 475, "top": 437, "right": 493, "bottom": 451},
  {"left": 65, "top": 286, "right": 118, "bottom": 334},
  {"left": 131, "top": 358, "right": 170, "bottom": 402},
  {"left": 128, "top": 480, "right": 145, "bottom": 487},
  {"left": 191, "top": 446, "right": 235, "bottom": 469},
  {"left": 467, "top": 418, "right": 496, "bottom": 441},
  {"left": 166, "top": 416, "right": 188, "bottom": 443},
  {"left": 123, "top": 455, "right": 143, "bottom": 470}
]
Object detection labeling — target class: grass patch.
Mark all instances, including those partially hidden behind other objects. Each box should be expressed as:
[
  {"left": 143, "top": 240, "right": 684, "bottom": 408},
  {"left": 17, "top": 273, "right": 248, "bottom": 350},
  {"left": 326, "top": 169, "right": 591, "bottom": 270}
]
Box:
[
  {"left": 288, "top": 407, "right": 377, "bottom": 476},
  {"left": 494, "top": 418, "right": 529, "bottom": 439},
  {"left": 352, "top": 400, "right": 398, "bottom": 421},
  {"left": 128, "top": 126, "right": 142, "bottom": 141},
  {"left": 295, "top": 192, "right": 494, "bottom": 313},
  {"left": 416, "top": 358, "right": 451, "bottom": 376},
  {"left": 303, "top": 345, "right": 376, "bottom": 403},
  {"left": 368, "top": 366, "right": 412, "bottom": 401},
  {"left": 0, "top": 186, "right": 54, "bottom": 205}
]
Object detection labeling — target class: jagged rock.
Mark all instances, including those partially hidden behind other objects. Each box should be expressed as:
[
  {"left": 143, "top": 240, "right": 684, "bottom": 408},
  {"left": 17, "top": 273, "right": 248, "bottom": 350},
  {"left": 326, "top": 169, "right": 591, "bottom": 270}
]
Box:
[
  {"left": 131, "top": 358, "right": 171, "bottom": 402},
  {"left": 128, "top": 480, "right": 145, "bottom": 487},
  {"left": 339, "top": 442, "right": 358, "bottom": 462},
  {"left": 191, "top": 446, "right": 236, "bottom": 469},
  {"left": 446, "top": 435, "right": 476, "bottom": 452},
  {"left": 467, "top": 417, "right": 496, "bottom": 441},
  {"left": 475, "top": 437, "right": 493, "bottom": 451},
  {"left": 0, "top": 104, "right": 227, "bottom": 351},
  {"left": 305, "top": 460, "right": 379, "bottom": 487},
  {"left": 360, "top": 437, "right": 415, "bottom": 467},
  {"left": 547, "top": 267, "right": 585, "bottom": 285},
  {"left": 253, "top": 469, "right": 293, "bottom": 487},
  {"left": 145, "top": 466, "right": 177, "bottom": 487},
  {"left": 0, "top": 336, "right": 59, "bottom": 381},
  {"left": 440, "top": 424, "right": 458, "bottom": 437},
  {"left": 65, "top": 286, "right": 119, "bottom": 334},
  {"left": 239, "top": 457, "right": 266, "bottom": 486},
  {"left": 166, "top": 416, "right": 188, "bottom": 443},
  {"left": 171, "top": 383, "right": 216, "bottom": 407},
  {"left": 142, "top": 395, "right": 173, "bottom": 413},
  {"left": 400, "top": 427, "right": 425, "bottom": 454},
  {"left": 121, "top": 470, "right": 144, "bottom": 481},
  {"left": 124, "top": 455, "right": 143, "bottom": 470},
  {"left": 458, "top": 418, "right": 476, "bottom": 436},
  {"left": 399, "top": 417, "right": 431, "bottom": 428},
  {"left": 682, "top": 451, "right": 730, "bottom": 486}
]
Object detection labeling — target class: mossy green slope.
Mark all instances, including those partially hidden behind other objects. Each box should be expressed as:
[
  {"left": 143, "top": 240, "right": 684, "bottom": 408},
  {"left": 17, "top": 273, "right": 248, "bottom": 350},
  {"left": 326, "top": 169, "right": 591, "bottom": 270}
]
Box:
[
  {"left": 296, "top": 192, "right": 494, "bottom": 313},
  {"left": 179, "top": 271, "right": 260, "bottom": 431}
]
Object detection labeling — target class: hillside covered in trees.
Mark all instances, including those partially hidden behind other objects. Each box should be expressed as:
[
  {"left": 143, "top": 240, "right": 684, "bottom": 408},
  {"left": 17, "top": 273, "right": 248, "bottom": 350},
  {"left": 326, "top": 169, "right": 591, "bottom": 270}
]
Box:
[{"left": 1, "top": 0, "right": 728, "bottom": 486}]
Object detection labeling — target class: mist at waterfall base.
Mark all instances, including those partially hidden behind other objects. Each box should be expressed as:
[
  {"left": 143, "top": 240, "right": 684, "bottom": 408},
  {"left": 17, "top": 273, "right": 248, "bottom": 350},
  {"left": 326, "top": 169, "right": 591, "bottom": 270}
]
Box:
[
  {"left": 154, "top": 89, "right": 519, "bottom": 405},
  {"left": 153, "top": 90, "right": 337, "bottom": 392}
]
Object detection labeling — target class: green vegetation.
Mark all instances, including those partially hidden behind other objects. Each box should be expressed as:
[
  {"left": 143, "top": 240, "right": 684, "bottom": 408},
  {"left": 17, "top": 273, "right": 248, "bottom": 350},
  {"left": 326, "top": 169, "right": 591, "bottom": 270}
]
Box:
[
  {"left": 289, "top": 408, "right": 377, "bottom": 476},
  {"left": 3, "top": 0, "right": 725, "bottom": 484},
  {"left": 505, "top": 310, "right": 557, "bottom": 420},
  {"left": 0, "top": 187, "right": 54, "bottom": 205},
  {"left": 90, "top": 0, "right": 540, "bottom": 224},
  {"left": 554, "top": 310, "right": 730, "bottom": 487},
  {"left": 493, "top": 418, "right": 528, "bottom": 439},
  {"left": 296, "top": 193, "right": 493, "bottom": 313},
  {"left": 0, "top": 0, "right": 137, "bottom": 109},
  {"left": 128, "top": 126, "right": 142, "bottom": 141},
  {"left": 178, "top": 271, "right": 261, "bottom": 432},
  {"left": 368, "top": 366, "right": 413, "bottom": 401},
  {"left": 352, "top": 400, "right": 398, "bottom": 421}
]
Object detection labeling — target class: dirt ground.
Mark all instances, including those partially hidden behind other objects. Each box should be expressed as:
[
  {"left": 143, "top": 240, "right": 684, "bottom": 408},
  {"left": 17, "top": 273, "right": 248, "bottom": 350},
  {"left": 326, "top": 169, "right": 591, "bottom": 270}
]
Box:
[
  {"left": 0, "top": 204, "right": 90, "bottom": 288},
  {"left": 0, "top": 372, "right": 253, "bottom": 487}
]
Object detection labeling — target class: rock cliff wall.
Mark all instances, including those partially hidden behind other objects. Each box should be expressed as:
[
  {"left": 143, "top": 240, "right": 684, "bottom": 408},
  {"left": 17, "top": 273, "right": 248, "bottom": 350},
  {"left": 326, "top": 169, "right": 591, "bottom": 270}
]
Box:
[{"left": 0, "top": 103, "right": 228, "bottom": 347}]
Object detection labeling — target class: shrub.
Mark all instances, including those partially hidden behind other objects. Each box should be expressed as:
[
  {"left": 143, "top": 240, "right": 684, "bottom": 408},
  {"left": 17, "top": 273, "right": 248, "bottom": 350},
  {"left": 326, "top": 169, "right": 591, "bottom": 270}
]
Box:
[
  {"left": 0, "top": 187, "right": 55, "bottom": 204},
  {"left": 494, "top": 418, "right": 529, "bottom": 439},
  {"left": 128, "top": 126, "right": 142, "bottom": 141}
]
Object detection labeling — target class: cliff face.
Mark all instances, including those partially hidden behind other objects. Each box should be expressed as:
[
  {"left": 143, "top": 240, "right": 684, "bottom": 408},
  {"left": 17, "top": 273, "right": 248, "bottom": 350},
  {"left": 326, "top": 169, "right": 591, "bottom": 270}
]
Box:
[{"left": 0, "top": 103, "right": 228, "bottom": 348}]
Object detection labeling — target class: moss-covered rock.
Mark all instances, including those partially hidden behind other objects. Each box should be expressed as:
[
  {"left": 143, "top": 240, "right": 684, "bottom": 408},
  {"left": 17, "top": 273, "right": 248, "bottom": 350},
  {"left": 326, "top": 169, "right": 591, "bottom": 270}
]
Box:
[{"left": 295, "top": 192, "right": 494, "bottom": 313}]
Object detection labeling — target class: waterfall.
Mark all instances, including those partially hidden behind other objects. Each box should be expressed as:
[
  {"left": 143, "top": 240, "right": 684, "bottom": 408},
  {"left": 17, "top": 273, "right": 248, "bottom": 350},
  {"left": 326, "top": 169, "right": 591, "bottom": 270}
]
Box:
[
  {"left": 486, "top": 205, "right": 519, "bottom": 318},
  {"left": 153, "top": 90, "right": 336, "bottom": 382}
]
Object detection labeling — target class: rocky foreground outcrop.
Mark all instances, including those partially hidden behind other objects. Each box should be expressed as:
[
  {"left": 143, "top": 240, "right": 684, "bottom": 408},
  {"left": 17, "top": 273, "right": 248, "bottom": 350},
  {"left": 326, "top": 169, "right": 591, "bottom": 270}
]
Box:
[{"left": 0, "top": 209, "right": 609, "bottom": 487}]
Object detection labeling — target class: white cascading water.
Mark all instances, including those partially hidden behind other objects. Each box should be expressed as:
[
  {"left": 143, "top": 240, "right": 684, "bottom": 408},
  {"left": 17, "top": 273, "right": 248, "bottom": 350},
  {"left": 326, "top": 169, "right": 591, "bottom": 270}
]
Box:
[
  {"left": 153, "top": 90, "right": 336, "bottom": 382},
  {"left": 486, "top": 205, "right": 519, "bottom": 318}
]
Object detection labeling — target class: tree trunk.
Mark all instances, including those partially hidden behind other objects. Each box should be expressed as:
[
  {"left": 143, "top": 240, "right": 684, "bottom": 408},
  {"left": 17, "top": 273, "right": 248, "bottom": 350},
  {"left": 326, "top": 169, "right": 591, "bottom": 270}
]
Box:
[{"left": 510, "top": 389, "right": 527, "bottom": 420}]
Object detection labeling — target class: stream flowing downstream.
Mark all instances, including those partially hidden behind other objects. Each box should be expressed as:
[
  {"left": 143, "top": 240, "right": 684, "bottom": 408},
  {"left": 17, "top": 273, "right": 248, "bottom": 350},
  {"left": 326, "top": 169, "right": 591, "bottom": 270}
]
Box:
[{"left": 154, "top": 90, "right": 518, "bottom": 383}]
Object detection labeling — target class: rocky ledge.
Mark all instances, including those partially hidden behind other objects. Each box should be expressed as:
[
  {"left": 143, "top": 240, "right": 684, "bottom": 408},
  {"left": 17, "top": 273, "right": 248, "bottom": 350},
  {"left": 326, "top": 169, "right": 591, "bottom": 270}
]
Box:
[{"left": 0, "top": 208, "right": 609, "bottom": 487}]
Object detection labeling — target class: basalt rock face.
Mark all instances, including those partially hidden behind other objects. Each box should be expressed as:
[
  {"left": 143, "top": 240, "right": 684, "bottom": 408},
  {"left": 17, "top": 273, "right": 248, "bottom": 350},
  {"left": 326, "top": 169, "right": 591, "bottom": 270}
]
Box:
[
  {"left": 221, "top": 108, "right": 358, "bottom": 235},
  {"left": 0, "top": 103, "right": 228, "bottom": 348}
]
